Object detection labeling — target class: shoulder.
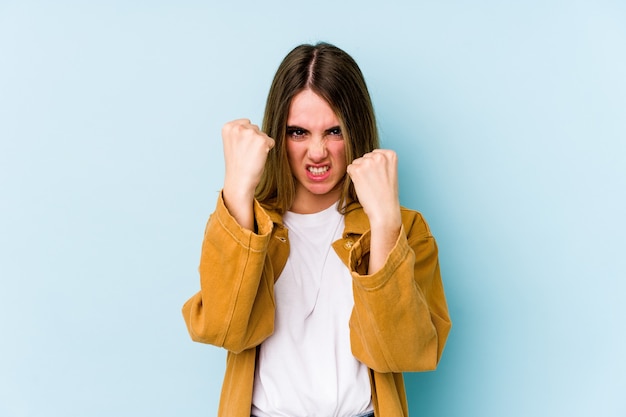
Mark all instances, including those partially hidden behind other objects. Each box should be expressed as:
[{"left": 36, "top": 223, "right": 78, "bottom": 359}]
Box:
[
  {"left": 342, "top": 202, "right": 433, "bottom": 240},
  {"left": 400, "top": 206, "right": 433, "bottom": 239},
  {"left": 258, "top": 201, "right": 284, "bottom": 226}
]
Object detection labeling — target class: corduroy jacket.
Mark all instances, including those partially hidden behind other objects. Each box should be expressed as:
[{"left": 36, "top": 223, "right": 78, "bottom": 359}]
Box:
[{"left": 182, "top": 193, "right": 451, "bottom": 416}]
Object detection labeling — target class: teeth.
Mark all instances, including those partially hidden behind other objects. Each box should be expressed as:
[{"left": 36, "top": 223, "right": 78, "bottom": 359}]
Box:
[{"left": 308, "top": 166, "right": 329, "bottom": 175}]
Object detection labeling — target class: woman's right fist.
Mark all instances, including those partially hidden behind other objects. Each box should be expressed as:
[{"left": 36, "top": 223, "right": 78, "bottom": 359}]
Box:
[{"left": 222, "top": 119, "right": 275, "bottom": 206}]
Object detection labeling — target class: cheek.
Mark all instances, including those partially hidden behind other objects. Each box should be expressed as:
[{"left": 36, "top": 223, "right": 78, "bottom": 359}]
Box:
[
  {"left": 331, "top": 142, "right": 347, "bottom": 169},
  {"left": 285, "top": 142, "right": 303, "bottom": 170}
]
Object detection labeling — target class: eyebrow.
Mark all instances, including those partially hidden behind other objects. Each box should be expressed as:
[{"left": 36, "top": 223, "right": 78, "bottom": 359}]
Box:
[
  {"left": 286, "top": 125, "right": 308, "bottom": 132},
  {"left": 286, "top": 125, "right": 341, "bottom": 134}
]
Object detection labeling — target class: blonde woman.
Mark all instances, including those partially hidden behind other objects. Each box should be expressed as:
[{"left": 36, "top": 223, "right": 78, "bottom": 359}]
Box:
[{"left": 183, "top": 42, "right": 451, "bottom": 417}]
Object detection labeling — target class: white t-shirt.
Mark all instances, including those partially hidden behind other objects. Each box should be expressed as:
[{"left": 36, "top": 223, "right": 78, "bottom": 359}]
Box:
[{"left": 251, "top": 203, "right": 373, "bottom": 417}]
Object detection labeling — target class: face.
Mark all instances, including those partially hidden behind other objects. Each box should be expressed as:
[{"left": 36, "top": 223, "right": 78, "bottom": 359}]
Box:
[{"left": 285, "top": 89, "right": 347, "bottom": 214}]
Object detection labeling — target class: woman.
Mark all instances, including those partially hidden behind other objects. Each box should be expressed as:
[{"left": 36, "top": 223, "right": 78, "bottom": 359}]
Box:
[{"left": 182, "top": 42, "right": 451, "bottom": 417}]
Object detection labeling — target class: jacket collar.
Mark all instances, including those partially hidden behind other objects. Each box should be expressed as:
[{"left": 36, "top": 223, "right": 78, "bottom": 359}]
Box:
[
  {"left": 342, "top": 200, "right": 370, "bottom": 236},
  {"left": 261, "top": 199, "right": 370, "bottom": 237}
]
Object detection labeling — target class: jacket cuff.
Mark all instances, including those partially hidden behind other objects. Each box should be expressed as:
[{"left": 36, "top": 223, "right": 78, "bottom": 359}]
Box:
[
  {"left": 349, "top": 225, "right": 410, "bottom": 290},
  {"left": 211, "top": 191, "right": 273, "bottom": 252}
]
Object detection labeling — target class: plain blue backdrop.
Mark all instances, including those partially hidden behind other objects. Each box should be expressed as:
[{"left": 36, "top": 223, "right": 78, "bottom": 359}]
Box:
[{"left": 1, "top": 1, "right": 624, "bottom": 416}]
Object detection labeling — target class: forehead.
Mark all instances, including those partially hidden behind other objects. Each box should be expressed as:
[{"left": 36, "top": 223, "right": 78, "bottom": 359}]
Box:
[{"left": 287, "top": 89, "right": 340, "bottom": 128}]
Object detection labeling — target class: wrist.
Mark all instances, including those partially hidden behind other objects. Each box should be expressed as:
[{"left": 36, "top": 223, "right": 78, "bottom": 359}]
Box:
[
  {"left": 366, "top": 207, "right": 401, "bottom": 231},
  {"left": 223, "top": 181, "right": 255, "bottom": 206},
  {"left": 222, "top": 184, "right": 256, "bottom": 231}
]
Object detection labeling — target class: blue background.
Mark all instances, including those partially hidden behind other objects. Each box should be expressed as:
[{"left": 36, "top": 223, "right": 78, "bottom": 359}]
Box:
[{"left": 1, "top": 1, "right": 624, "bottom": 416}]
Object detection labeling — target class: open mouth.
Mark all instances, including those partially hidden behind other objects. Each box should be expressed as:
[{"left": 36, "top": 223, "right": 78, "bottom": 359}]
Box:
[{"left": 308, "top": 166, "right": 329, "bottom": 176}]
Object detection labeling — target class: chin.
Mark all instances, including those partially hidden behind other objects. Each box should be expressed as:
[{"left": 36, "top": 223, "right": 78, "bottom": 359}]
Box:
[{"left": 306, "top": 182, "right": 342, "bottom": 196}]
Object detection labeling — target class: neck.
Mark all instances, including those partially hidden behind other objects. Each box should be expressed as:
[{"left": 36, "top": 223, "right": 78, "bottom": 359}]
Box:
[{"left": 289, "top": 187, "right": 341, "bottom": 214}]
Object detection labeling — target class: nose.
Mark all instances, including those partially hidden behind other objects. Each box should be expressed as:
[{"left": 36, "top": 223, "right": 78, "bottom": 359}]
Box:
[{"left": 307, "top": 136, "right": 327, "bottom": 161}]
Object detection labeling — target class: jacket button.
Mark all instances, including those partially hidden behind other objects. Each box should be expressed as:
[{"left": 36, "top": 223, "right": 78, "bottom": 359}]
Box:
[{"left": 344, "top": 240, "right": 353, "bottom": 249}]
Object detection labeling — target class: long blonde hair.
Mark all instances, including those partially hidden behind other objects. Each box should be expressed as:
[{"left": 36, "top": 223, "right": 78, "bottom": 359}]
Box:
[{"left": 255, "top": 42, "right": 379, "bottom": 213}]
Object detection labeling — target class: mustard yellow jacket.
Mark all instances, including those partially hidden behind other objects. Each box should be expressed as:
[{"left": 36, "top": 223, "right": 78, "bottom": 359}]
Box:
[{"left": 183, "top": 193, "right": 451, "bottom": 417}]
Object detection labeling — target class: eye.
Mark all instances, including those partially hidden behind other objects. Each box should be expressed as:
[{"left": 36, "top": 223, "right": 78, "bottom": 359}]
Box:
[
  {"left": 327, "top": 127, "right": 343, "bottom": 139},
  {"left": 286, "top": 127, "right": 307, "bottom": 140}
]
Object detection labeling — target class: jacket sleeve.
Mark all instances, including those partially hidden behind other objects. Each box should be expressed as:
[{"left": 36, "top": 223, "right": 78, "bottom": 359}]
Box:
[
  {"left": 182, "top": 193, "right": 277, "bottom": 353},
  {"left": 348, "top": 211, "right": 451, "bottom": 373}
]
